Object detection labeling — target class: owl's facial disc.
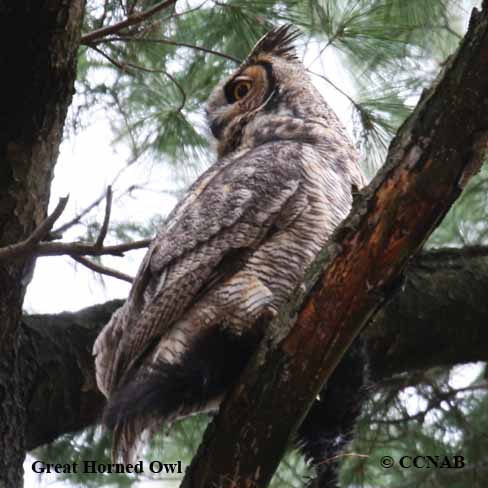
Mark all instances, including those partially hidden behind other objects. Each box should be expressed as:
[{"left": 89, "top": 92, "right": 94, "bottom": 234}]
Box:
[
  {"left": 227, "top": 64, "right": 273, "bottom": 106},
  {"left": 209, "top": 63, "right": 275, "bottom": 140}
]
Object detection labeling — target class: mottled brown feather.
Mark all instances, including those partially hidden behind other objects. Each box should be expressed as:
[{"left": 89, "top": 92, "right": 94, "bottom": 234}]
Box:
[{"left": 93, "top": 24, "right": 366, "bottom": 462}]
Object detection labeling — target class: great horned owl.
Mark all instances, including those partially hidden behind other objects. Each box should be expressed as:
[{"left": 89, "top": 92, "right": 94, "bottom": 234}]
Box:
[{"left": 94, "top": 25, "right": 366, "bottom": 484}]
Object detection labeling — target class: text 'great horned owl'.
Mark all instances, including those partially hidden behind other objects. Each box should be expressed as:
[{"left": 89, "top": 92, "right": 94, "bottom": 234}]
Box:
[{"left": 93, "top": 24, "right": 366, "bottom": 475}]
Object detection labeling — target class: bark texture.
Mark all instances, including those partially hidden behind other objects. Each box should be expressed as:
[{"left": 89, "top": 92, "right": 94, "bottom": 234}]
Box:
[
  {"left": 368, "top": 247, "right": 488, "bottom": 379},
  {"left": 23, "top": 301, "right": 116, "bottom": 450},
  {"left": 180, "top": 3, "right": 488, "bottom": 486},
  {"left": 0, "top": 1, "right": 85, "bottom": 486},
  {"left": 22, "top": 248, "right": 488, "bottom": 450}
]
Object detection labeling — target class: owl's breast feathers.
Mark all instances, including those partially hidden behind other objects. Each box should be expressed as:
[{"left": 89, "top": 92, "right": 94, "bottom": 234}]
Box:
[{"left": 93, "top": 125, "right": 364, "bottom": 461}]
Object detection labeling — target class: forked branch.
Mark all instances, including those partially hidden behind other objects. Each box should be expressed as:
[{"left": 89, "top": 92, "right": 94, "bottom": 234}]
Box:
[
  {"left": 0, "top": 187, "right": 151, "bottom": 282},
  {"left": 0, "top": 196, "right": 69, "bottom": 260}
]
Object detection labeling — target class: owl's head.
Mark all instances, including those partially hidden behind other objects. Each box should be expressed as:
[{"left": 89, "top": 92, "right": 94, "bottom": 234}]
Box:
[{"left": 206, "top": 25, "right": 334, "bottom": 158}]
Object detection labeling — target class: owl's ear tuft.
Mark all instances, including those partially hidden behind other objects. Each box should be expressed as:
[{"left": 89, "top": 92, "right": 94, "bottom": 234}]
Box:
[{"left": 247, "top": 24, "right": 301, "bottom": 62}]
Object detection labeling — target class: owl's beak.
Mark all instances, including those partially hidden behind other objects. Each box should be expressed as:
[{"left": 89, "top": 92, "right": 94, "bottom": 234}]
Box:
[{"left": 209, "top": 119, "right": 224, "bottom": 139}]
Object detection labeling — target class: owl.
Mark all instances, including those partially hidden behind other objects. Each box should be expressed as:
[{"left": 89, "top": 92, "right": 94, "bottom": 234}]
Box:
[{"left": 93, "top": 25, "right": 366, "bottom": 485}]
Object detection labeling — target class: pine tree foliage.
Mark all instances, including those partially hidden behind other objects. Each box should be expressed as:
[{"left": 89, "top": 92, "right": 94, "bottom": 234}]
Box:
[
  {"left": 33, "top": 0, "right": 488, "bottom": 486},
  {"left": 76, "top": 0, "right": 466, "bottom": 169},
  {"left": 344, "top": 365, "right": 488, "bottom": 487},
  {"left": 430, "top": 163, "right": 488, "bottom": 247}
]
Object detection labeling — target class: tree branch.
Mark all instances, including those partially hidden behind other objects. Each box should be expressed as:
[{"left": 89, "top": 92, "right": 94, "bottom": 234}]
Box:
[
  {"left": 52, "top": 192, "right": 106, "bottom": 237},
  {"left": 34, "top": 238, "right": 151, "bottom": 258},
  {"left": 22, "top": 248, "right": 488, "bottom": 450},
  {"left": 80, "top": 0, "right": 177, "bottom": 45},
  {"left": 100, "top": 36, "right": 242, "bottom": 64},
  {"left": 72, "top": 256, "right": 134, "bottom": 283},
  {"left": 94, "top": 186, "right": 113, "bottom": 248},
  {"left": 0, "top": 196, "right": 68, "bottom": 260},
  {"left": 181, "top": 4, "right": 488, "bottom": 486},
  {"left": 367, "top": 246, "right": 488, "bottom": 379},
  {"left": 0, "top": 185, "right": 151, "bottom": 271},
  {"left": 23, "top": 300, "right": 120, "bottom": 450}
]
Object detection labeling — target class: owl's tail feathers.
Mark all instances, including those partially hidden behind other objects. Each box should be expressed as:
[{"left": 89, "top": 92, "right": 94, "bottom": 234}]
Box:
[
  {"left": 103, "top": 327, "right": 260, "bottom": 463},
  {"left": 110, "top": 417, "right": 153, "bottom": 464},
  {"left": 104, "top": 358, "right": 210, "bottom": 463}
]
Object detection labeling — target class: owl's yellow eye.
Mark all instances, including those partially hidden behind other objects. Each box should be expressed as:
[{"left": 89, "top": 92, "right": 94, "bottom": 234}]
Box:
[{"left": 232, "top": 80, "right": 252, "bottom": 101}]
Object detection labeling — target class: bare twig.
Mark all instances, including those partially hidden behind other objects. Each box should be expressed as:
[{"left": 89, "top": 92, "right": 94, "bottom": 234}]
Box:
[
  {"left": 123, "top": 61, "right": 187, "bottom": 112},
  {"left": 53, "top": 160, "right": 144, "bottom": 238},
  {"left": 0, "top": 185, "right": 148, "bottom": 286},
  {"left": 0, "top": 196, "right": 69, "bottom": 260},
  {"left": 90, "top": 44, "right": 128, "bottom": 71},
  {"left": 161, "top": 0, "right": 209, "bottom": 23},
  {"left": 52, "top": 185, "right": 141, "bottom": 239},
  {"left": 73, "top": 256, "right": 134, "bottom": 283},
  {"left": 35, "top": 239, "right": 151, "bottom": 258},
  {"left": 89, "top": 52, "right": 188, "bottom": 113},
  {"left": 307, "top": 68, "right": 361, "bottom": 111},
  {"left": 81, "top": 0, "right": 177, "bottom": 45},
  {"left": 0, "top": 186, "right": 150, "bottom": 265},
  {"left": 53, "top": 193, "right": 106, "bottom": 236},
  {"left": 101, "top": 36, "right": 241, "bottom": 63},
  {"left": 95, "top": 186, "right": 113, "bottom": 247},
  {"left": 318, "top": 452, "right": 370, "bottom": 466}
]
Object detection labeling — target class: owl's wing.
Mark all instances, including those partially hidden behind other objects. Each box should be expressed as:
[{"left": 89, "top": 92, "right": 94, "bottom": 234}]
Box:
[{"left": 93, "top": 144, "right": 305, "bottom": 398}]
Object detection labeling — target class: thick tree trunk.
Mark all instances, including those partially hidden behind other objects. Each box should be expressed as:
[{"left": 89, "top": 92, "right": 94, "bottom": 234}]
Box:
[
  {"left": 21, "top": 248, "right": 488, "bottom": 450},
  {"left": 0, "top": 1, "right": 84, "bottom": 486}
]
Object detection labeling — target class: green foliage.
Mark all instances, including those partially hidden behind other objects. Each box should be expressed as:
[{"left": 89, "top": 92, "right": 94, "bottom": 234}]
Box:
[
  {"left": 75, "top": 0, "right": 471, "bottom": 174},
  {"left": 429, "top": 162, "right": 488, "bottom": 247},
  {"left": 343, "top": 365, "right": 488, "bottom": 487}
]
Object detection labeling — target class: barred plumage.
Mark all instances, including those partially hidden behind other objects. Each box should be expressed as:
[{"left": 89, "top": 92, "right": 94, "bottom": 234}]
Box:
[{"left": 93, "top": 24, "right": 366, "bottom": 478}]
